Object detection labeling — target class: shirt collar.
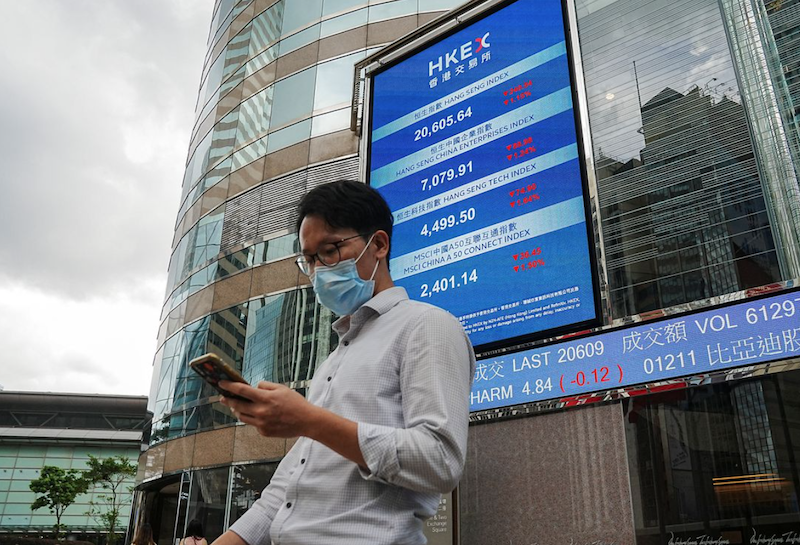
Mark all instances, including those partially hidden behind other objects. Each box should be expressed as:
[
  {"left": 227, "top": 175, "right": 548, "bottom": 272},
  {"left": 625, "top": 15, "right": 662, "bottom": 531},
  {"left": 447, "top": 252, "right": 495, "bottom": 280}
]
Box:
[
  {"left": 332, "top": 286, "right": 408, "bottom": 335},
  {"left": 361, "top": 286, "right": 408, "bottom": 315}
]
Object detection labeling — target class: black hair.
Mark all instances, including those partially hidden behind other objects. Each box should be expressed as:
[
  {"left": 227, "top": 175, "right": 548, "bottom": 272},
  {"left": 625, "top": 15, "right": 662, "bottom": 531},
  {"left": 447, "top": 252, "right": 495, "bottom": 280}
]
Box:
[
  {"left": 185, "top": 519, "right": 204, "bottom": 539},
  {"left": 135, "top": 523, "right": 154, "bottom": 545},
  {"left": 296, "top": 180, "right": 393, "bottom": 260}
]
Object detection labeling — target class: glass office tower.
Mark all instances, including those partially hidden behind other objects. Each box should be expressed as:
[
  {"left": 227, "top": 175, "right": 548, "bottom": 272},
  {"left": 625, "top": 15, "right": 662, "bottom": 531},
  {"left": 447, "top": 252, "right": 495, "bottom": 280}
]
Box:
[{"left": 135, "top": 1, "right": 800, "bottom": 543}]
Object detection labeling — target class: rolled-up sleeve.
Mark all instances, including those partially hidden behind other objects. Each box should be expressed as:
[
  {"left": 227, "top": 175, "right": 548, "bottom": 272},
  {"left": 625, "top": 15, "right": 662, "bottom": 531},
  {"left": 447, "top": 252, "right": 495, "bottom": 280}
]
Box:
[{"left": 357, "top": 308, "right": 475, "bottom": 493}]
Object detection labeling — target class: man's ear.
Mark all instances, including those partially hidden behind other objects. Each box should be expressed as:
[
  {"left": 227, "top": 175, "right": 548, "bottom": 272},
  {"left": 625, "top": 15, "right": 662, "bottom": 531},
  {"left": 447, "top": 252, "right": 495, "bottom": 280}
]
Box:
[{"left": 373, "top": 230, "right": 390, "bottom": 260}]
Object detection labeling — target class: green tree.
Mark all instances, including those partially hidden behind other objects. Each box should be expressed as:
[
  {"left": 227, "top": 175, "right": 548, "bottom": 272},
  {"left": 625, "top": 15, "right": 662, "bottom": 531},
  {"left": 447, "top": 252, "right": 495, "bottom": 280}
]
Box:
[
  {"left": 29, "top": 465, "right": 89, "bottom": 540},
  {"left": 84, "top": 455, "right": 137, "bottom": 545}
]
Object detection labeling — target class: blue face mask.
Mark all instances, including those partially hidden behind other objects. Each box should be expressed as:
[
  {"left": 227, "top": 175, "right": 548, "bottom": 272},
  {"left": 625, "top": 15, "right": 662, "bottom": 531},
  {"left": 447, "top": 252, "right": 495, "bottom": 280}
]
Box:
[{"left": 311, "top": 234, "right": 379, "bottom": 316}]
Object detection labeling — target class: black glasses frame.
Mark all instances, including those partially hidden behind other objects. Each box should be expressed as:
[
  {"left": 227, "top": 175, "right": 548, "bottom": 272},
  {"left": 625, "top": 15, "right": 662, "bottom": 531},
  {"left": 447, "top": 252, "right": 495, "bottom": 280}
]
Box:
[{"left": 295, "top": 233, "right": 369, "bottom": 275}]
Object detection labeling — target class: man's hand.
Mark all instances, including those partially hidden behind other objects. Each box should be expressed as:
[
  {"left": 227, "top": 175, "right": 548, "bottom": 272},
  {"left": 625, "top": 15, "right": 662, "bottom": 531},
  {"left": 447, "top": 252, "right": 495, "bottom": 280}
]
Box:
[
  {"left": 220, "top": 381, "right": 321, "bottom": 438},
  {"left": 219, "top": 380, "right": 367, "bottom": 468}
]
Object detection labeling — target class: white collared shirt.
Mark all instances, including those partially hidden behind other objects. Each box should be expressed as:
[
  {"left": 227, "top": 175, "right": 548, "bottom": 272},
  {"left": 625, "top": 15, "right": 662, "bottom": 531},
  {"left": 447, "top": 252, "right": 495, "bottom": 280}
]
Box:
[{"left": 229, "top": 286, "right": 475, "bottom": 545}]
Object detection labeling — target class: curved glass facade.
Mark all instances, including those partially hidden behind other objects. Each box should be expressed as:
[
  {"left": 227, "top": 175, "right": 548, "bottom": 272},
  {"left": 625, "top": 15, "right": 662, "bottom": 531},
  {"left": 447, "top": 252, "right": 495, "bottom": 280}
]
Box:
[
  {"left": 149, "top": 0, "right": 467, "bottom": 450},
  {"left": 149, "top": 285, "right": 337, "bottom": 444}
]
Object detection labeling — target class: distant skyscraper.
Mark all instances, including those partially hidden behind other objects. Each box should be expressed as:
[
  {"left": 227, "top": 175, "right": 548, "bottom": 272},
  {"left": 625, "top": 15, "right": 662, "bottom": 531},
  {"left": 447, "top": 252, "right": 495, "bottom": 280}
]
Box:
[
  {"left": 598, "top": 85, "right": 780, "bottom": 316},
  {"left": 578, "top": 0, "right": 786, "bottom": 317}
]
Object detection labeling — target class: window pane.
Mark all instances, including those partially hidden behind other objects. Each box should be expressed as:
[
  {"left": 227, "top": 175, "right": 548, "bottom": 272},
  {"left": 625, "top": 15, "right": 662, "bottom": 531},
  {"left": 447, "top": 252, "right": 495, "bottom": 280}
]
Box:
[
  {"left": 421, "top": 0, "right": 463, "bottom": 10},
  {"left": 267, "top": 119, "right": 312, "bottom": 153},
  {"left": 278, "top": 24, "right": 321, "bottom": 56},
  {"left": 243, "top": 288, "right": 337, "bottom": 387},
  {"left": 206, "top": 303, "right": 249, "bottom": 375},
  {"left": 625, "top": 371, "right": 800, "bottom": 543},
  {"left": 264, "top": 233, "right": 299, "bottom": 262},
  {"left": 186, "top": 467, "right": 230, "bottom": 543},
  {"left": 270, "top": 68, "right": 317, "bottom": 128},
  {"left": 232, "top": 136, "right": 268, "bottom": 171},
  {"left": 13, "top": 457, "right": 43, "bottom": 469},
  {"left": 368, "top": 0, "right": 416, "bottom": 22},
  {"left": 0, "top": 446, "right": 18, "bottom": 457},
  {"left": 236, "top": 87, "right": 274, "bottom": 147},
  {"left": 197, "top": 52, "right": 226, "bottom": 114},
  {"left": 311, "top": 108, "right": 351, "bottom": 137},
  {"left": 210, "top": 0, "right": 236, "bottom": 40},
  {"left": 313, "top": 51, "right": 366, "bottom": 111},
  {"left": 249, "top": 2, "right": 284, "bottom": 57},
  {"left": 245, "top": 44, "right": 279, "bottom": 77},
  {"left": 323, "top": 0, "right": 364, "bottom": 16},
  {"left": 228, "top": 463, "right": 278, "bottom": 525},
  {"left": 207, "top": 109, "right": 240, "bottom": 172},
  {"left": 321, "top": 8, "right": 367, "bottom": 38},
  {"left": 281, "top": 0, "right": 323, "bottom": 35},
  {"left": 222, "top": 24, "right": 252, "bottom": 81}
]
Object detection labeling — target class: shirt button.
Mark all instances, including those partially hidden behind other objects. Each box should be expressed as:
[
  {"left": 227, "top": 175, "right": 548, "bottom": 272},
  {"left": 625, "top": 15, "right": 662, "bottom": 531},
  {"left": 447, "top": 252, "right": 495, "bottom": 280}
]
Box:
[
  {"left": 343, "top": 341, "right": 349, "bottom": 346},
  {"left": 327, "top": 377, "right": 332, "bottom": 382},
  {"left": 286, "top": 502, "right": 292, "bottom": 508},
  {"left": 300, "top": 459, "right": 306, "bottom": 464}
]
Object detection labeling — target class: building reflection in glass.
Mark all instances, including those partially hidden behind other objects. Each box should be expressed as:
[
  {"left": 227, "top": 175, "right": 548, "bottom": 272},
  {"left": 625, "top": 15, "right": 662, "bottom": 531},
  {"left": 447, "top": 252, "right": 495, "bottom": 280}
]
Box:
[
  {"left": 243, "top": 287, "right": 336, "bottom": 388},
  {"left": 577, "top": 0, "right": 782, "bottom": 318},
  {"left": 228, "top": 463, "right": 277, "bottom": 526},
  {"left": 185, "top": 466, "right": 230, "bottom": 543},
  {"left": 149, "top": 287, "right": 336, "bottom": 446},
  {"left": 132, "top": 462, "right": 279, "bottom": 545},
  {"left": 625, "top": 370, "right": 800, "bottom": 544}
]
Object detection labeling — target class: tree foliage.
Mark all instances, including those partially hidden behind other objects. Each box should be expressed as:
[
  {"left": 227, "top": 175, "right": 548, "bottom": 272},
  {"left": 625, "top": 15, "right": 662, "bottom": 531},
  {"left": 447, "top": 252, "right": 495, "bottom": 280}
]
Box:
[
  {"left": 29, "top": 466, "right": 89, "bottom": 540},
  {"left": 84, "top": 455, "right": 137, "bottom": 545}
]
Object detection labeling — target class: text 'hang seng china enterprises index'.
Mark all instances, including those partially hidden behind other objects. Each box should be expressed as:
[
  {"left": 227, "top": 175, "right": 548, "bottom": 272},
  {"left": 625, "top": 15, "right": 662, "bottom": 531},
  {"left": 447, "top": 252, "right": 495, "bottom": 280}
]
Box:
[{"left": 368, "top": 0, "right": 598, "bottom": 350}]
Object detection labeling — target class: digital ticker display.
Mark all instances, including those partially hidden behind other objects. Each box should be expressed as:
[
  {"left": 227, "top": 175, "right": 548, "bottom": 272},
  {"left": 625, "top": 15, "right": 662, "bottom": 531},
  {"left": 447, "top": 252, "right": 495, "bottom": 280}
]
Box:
[
  {"left": 367, "top": 0, "right": 600, "bottom": 351},
  {"left": 468, "top": 289, "right": 800, "bottom": 412}
]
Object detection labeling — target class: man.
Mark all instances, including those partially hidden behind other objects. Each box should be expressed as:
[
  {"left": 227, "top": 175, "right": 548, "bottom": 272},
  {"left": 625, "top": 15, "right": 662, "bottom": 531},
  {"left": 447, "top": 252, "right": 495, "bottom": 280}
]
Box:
[{"left": 216, "top": 180, "right": 475, "bottom": 545}]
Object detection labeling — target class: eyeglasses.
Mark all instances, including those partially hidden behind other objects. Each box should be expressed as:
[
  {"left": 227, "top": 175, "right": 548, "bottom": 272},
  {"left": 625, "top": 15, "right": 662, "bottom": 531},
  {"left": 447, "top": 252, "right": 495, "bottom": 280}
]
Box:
[{"left": 295, "top": 233, "right": 369, "bottom": 276}]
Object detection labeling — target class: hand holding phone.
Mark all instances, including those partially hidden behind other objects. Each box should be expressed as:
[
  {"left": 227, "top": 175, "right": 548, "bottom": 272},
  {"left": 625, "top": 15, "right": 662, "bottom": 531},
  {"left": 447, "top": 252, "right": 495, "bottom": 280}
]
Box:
[{"left": 189, "top": 353, "right": 251, "bottom": 402}]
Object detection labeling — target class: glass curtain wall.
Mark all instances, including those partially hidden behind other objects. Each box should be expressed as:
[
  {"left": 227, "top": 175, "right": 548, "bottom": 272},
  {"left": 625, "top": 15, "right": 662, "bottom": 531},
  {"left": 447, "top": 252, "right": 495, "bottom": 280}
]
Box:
[
  {"left": 133, "top": 462, "right": 277, "bottom": 545},
  {"left": 716, "top": 0, "right": 800, "bottom": 276},
  {"left": 150, "top": 287, "right": 336, "bottom": 445},
  {"left": 0, "top": 444, "right": 138, "bottom": 531},
  {"left": 575, "top": 0, "right": 786, "bottom": 318},
  {"left": 625, "top": 369, "right": 800, "bottom": 543},
  {"left": 154, "top": 0, "right": 468, "bottom": 447},
  {"left": 154, "top": 0, "right": 473, "bottom": 447}
]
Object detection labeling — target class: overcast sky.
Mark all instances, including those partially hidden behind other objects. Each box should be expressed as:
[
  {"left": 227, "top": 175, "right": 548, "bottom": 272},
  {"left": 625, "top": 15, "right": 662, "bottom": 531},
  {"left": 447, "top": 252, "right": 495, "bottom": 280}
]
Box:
[{"left": 0, "top": 1, "right": 214, "bottom": 395}]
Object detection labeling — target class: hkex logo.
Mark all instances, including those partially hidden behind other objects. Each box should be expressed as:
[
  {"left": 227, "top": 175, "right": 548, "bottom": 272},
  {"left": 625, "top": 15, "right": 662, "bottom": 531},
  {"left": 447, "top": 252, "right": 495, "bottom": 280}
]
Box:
[{"left": 428, "top": 32, "right": 491, "bottom": 77}]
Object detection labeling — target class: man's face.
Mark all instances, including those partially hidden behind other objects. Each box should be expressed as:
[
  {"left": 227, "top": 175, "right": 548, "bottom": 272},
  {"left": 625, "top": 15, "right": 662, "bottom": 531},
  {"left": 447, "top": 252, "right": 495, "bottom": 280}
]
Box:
[{"left": 298, "top": 215, "right": 376, "bottom": 280}]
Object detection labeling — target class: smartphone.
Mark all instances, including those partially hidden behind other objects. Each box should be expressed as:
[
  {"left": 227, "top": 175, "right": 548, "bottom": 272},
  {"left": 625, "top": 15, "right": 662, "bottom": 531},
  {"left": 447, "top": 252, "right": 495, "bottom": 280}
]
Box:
[{"left": 189, "top": 353, "right": 250, "bottom": 402}]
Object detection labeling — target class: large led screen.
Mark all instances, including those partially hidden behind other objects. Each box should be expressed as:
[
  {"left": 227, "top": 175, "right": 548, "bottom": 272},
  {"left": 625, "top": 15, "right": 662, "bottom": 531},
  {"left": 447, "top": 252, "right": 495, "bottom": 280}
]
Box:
[
  {"left": 367, "top": 0, "right": 600, "bottom": 351},
  {"left": 469, "top": 289, "right": 800, "bottom": 412}
]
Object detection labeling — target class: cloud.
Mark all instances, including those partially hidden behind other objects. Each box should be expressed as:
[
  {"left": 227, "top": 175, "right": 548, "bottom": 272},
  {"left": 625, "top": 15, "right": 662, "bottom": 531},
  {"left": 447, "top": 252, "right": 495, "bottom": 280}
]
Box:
[
  {"left": 0, "top": 0, "right": 212, "bottom": 299},
  {"left": 0, "top": 281, "right": 164, "bottom": 395},
  {"left": 0, "top": 1, "right": 213, "bottom": 395}
]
